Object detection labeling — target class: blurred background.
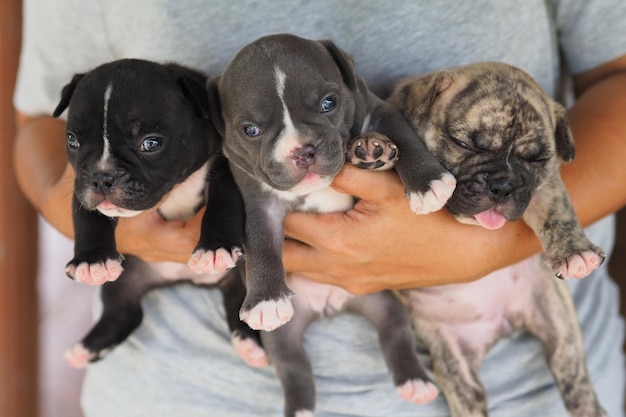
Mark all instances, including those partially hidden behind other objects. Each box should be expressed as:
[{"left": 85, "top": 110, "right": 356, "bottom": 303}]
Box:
[{"left": 1, "top": 1, "right": 624, "bottom": 416}]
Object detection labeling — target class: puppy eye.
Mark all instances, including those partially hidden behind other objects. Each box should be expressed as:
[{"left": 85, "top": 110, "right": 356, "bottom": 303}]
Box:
[
  {"left": 243, "top": 124, "right": 262, "bottom": 137},
  {"left": 66, "top": 132, "right": 80, "bottom": 150},
  {"left": 140, "top": 136, "right": 162, "bottom": 152},
  {"left": 530, "top": 156, "right": 550, "bottom": 165},
  {"left": 451, "top": 137, "right": 471, "bottom": 150},
  {"left": 320, "top": 94, "right": 337, "bottom": 113}
]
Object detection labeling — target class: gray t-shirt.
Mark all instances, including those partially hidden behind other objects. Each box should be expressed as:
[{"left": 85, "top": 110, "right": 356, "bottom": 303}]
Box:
[{"left": 15, "top": 0, "right": 626, "bottom": 416}]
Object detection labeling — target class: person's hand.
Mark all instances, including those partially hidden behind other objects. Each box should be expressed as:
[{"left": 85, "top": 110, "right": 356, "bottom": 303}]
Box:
[
  {"left": 115, "top": 207, "right": 203, "bottom": 263},
  {"left": 282, "top": 164, "right": 539, "bottom": 295}
]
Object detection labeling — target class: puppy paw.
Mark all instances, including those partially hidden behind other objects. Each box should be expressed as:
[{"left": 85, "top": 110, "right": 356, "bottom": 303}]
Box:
[
  {"left": 66, "top": 258, "right": 123, "bottom": 285},
  {"left": 554, "top": 249, "right": 605, "bottom": 280},
  {"left": 397, "top": 379, "right": 439, "bottom": 404},
  {"left": 240, "top": 296, "right": 294, "bottom": 331},
  {"left": 346, "top": 131, "right": 399, "bottom": 171},
  {"left": 64, "top": 343, "right": 98, "bottom": 369},
  {"left": 232, "top": 334, "right": 269, "bottom": 368},
  {"left": 408, "top": 173, "right": 456, "bottom": 214},
  {"left": 188, "top": 247, "right": 243, "bottom": 276}
]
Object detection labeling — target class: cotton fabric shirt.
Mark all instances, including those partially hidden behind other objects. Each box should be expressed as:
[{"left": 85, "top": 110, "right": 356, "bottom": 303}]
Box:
[{"left": 14, "top": 0, "right": 626, "bottom": 416}]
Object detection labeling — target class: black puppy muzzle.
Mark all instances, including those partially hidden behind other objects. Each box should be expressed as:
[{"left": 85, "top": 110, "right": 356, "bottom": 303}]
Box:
[{"left": 91, "top": 171, "right": 115, "bottom": 195}]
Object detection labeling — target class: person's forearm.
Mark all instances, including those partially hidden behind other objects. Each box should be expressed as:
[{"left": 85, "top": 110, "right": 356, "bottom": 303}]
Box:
[
  {"left": 14, "top": 115, "right": 75, "bottom": 238},
  {"left": 561, "top": 71, "right": 626, "bottom": 225}
]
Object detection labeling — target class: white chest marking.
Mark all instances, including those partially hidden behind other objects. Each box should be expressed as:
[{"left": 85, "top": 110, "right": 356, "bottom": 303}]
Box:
[
  {"left": 158, "top": 162, "right": 209, "bottom": 221},
  {"left": 272, "top": 67, "right": 302, "bottom": 162},
  {"left": 98, "top": 83, "right": 114, "bottom": 169}
]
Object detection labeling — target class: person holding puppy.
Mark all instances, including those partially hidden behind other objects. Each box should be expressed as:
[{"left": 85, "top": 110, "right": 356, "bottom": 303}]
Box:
[{"left": 14, "top": 0, "right": 626, "bottom": 416}]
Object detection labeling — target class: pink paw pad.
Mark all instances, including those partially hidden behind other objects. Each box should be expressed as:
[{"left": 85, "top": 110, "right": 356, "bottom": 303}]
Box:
[
  {"left": 188, "top": 247, "right": 242, "bottom": 275},
  {"left": 232, "top": 335, "right": 269, "bottom": 368},
  {"left": 397, "top": 379, "right": 439, "bottom": 404},
  {"left": 557, "top": 250, "right": 604, "bottom": 279},
  {"left": 409, "top": 173, "right": 456, "bottom": 215},
  {"left": 240, "top": 297, "right": 294, "bottom": 331},
  {"left": 64, "top": 343, "right": 96, "bottom": 369},
  {"left": 68, "top": 259, "right": 123, "bottom": 285}
]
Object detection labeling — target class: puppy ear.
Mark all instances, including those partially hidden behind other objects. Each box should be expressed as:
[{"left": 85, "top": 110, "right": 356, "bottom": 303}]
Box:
[
  {"left": 320, "top": 40, "right": 359, "bottom": 91},
  {"left": 553, "top": 102, "right": 576, "bottom": 163},
  {"left": 52, "top": 73, "right": 85, "bottom": 118},
  {"left": 178, "top": 73, "right": 211, "bottom": 119},
  {"left": 388, "top": 71, "right": 454, "bottom": 125},
  {"left": 206, "top": 75, "right": 225, "bottom": 137}
]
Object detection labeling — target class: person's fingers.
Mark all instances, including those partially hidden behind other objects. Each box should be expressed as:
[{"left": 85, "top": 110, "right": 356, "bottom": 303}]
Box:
[
  {"left": 282, "top": 238, "right": 320, "bottom": 273},
  {"left": 331, "top": 164, "right": 405, "bottom": 201},
  {"left": 116, "top": 209, "right": 200, "bottom": 262},
  {"left": 283, "top": 209, "right": 352, "bottom": 246}
]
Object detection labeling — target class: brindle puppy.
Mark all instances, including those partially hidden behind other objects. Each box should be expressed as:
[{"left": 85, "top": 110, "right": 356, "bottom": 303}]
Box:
[{"left": 388, "top": 62, "right": 606, "bottom": 417}]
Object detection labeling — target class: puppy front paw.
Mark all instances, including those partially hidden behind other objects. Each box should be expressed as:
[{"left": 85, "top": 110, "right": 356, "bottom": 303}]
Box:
[
  {"left": 188, "top": 247, "right": 243, "bottom": 276},
  {"left": 346, "top": 131, "right": 399, "bottom": 171},
  {"left": 408, "top": 172, "right": 456, "bottom": 214},
  {"left": 64, "top": 343, "right": 99, "bottom": 369},
  {"left": 397, "top": 379, "right": 439, "bottom": 404},
  {"left": 552, "top": 247, "right": 606, "bottom": 280},
  {"left": 65, "top": 256, "right": 123, "bottom": 285},
  {"left": 240, "top": 296, "right": 294, "bottom": 331}
]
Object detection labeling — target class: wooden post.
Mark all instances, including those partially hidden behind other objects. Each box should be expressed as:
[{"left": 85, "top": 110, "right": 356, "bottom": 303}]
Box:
[{"left": 0, "top": 1, "right": 40, "bottom": 417}]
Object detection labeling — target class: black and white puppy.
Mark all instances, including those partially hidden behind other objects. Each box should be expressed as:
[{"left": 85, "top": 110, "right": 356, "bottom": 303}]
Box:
[
  {"left": 52, "top": 59, "right": 252, "bottom": 366},
  {"left": 207, "top": 34, "right": 452, "bottom": 417}
]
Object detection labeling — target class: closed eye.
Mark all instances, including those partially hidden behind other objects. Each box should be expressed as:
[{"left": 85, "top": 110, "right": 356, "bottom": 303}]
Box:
[{"left": 450, "top": 137, "right": 472, "bottom": 150}]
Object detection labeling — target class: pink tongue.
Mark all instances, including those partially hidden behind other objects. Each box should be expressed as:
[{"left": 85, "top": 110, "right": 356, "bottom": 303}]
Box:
[
  {"left": 98, "top": 200, "right": 118, "bottom": 211},
  {"left": 474, "top": 209, "right": 507, "bottom": 230}
]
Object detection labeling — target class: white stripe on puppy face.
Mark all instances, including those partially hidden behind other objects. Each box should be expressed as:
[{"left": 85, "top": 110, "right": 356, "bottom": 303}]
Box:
[
  {"left": 272, "top": 67, "right": 302, "bottom": 162},
  {"left": 98, "top": 82, "right": 113, "bottom": 169}
]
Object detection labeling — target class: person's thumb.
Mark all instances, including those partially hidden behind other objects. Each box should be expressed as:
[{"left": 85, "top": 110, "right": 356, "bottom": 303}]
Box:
[{"left": 331, "top": 164, "right": 405, "bottom": 201}]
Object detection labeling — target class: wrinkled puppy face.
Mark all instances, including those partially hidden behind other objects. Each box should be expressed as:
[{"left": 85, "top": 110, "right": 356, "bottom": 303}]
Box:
[
  {"left": 218, "top": 34, "right": 358, "bottom": 195},
  {"left": 391, "top": 62, "right": 575, "bottom": 229},
  {"left": 55, "top": 60, "right": 215, "bottom": 217}
]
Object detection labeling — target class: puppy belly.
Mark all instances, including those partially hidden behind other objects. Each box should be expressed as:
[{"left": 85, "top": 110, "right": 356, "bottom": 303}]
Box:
[
  {"left": 149, "top": 261, "right": 227, "bottom": 284},
  {"left": 287, "top": 273, "right": 352, "bottom": 316},
  {"left": 402, "top": 257, "right": 543, "bottom": 343}
]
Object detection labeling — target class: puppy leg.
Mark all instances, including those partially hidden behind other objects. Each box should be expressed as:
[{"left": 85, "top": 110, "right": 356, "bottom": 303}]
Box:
[
  {"left": 415, "top": 320, "right": 489, "bottom": 417},
  {"left": 348, "top": 291, "right": 438, "bottom": 404},
  {"left": 65, "top": 256, "right": 162, "bottom": 368},
  {"left": 523, "top": 173, "right": 605, "bottom": 279},
  {"left": 524, "top": 272, "right": 607, "bottom": 417},
  {"left": 233, "top": 167, "right": 294, "bottom": 332},
  {"left": 260, "top": 298, "right": 317, "bottom": 417},
  {"left": 219, "top": 264, "right": 268, "bottom": 368},
  {"left": 66, "top": 194, "right": 123, "bottom": 285},
  {"left": 368, "top": 100, "right": 456, "bottom": 214},
  {"left": 346, "top": 131, "right": 399, "bottom": 171},
  {"left": 189, "top": 154, "right": 245, "bottom": 276}
]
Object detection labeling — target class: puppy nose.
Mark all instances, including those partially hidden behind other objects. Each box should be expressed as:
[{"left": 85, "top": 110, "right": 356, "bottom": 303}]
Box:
[
  {"left": 488, "top": 179, "right": 514, "bottom": 202},
  {"left": 92, "top": 172, "right": 115, "bottom": 194},
  {"left": 292, "top": 144, "right": 316, "bottom": 168}
]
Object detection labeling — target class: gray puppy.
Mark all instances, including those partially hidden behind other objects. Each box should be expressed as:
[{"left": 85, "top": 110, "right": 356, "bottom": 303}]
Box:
[
  {"left": 209, "top": 33, "right": 456, "bottom": 331},
  {"left": 206, "top": 34, "right": 453, "bottom": 416},
  {"left": 388, "top": 62, "right": 607, "bottom": 417}
]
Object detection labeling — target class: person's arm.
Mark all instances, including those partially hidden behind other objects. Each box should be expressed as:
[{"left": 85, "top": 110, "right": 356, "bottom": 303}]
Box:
[
  {"left": 13, "top": 113, "right": 202, "bottom": 263},
  {"left": 282, "top": 54, "right": 626, "bottom": 295}
]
